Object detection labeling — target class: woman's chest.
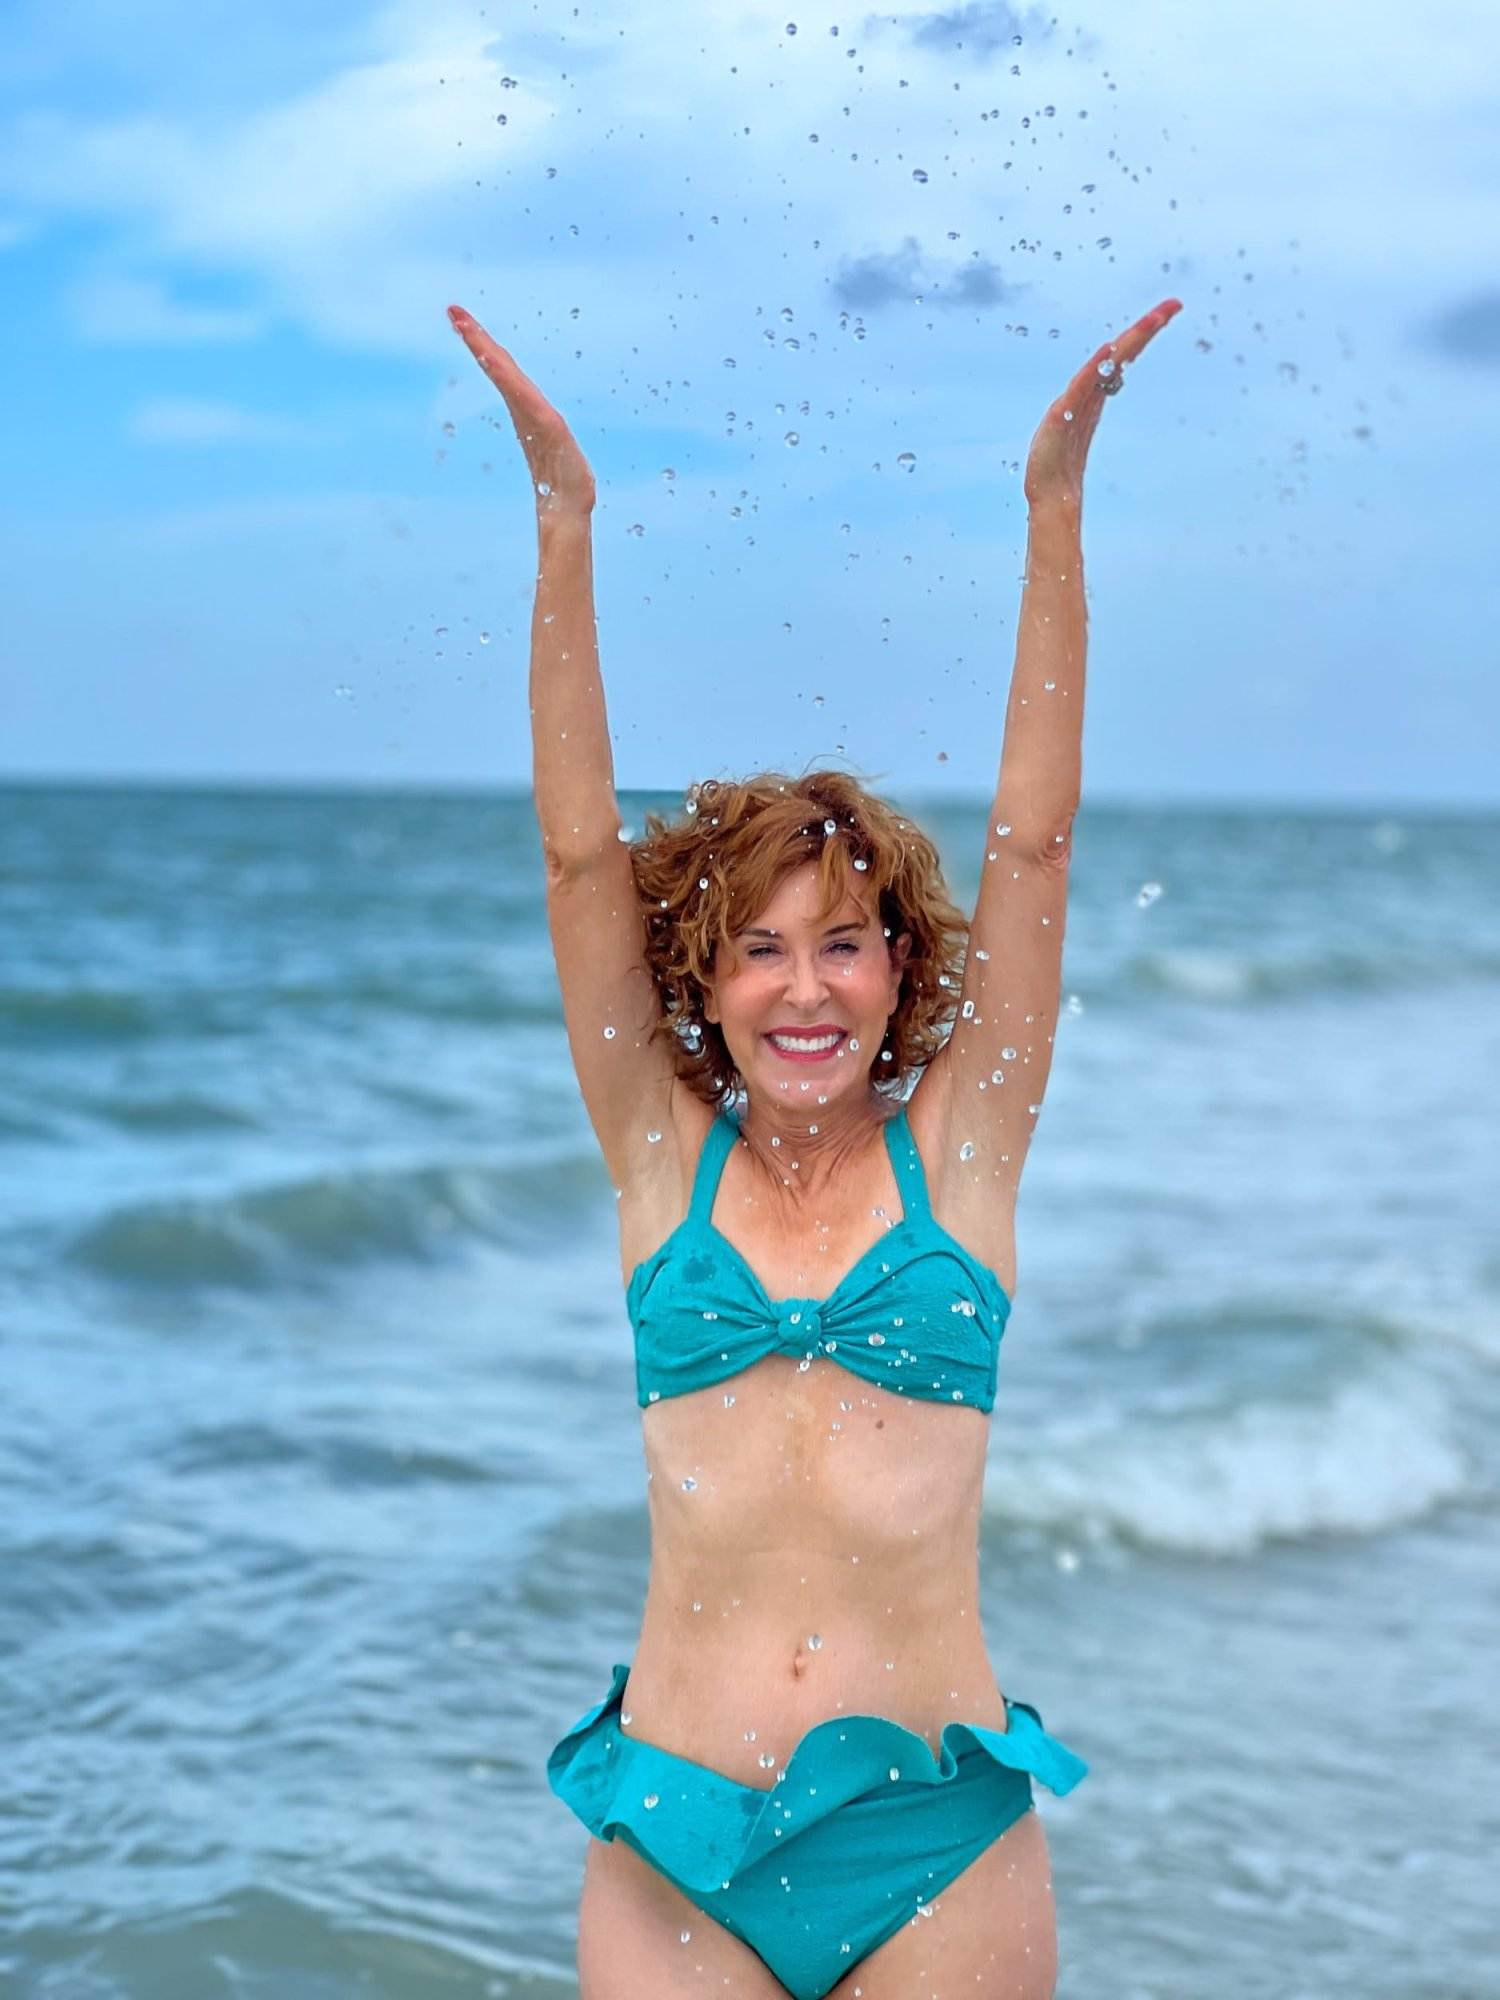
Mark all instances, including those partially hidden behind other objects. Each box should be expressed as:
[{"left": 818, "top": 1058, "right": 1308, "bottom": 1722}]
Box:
[{"left": 643, "top": 1354, "right": 991, "bottom": 1540}]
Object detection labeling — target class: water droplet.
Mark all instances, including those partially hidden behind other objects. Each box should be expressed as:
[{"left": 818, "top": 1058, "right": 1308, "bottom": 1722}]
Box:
[
  {"left": 723, "top": 1391, "right": 736, "bottom": 1407},
  {"left": 1097, "top": 358, "right": 1117, "bottom": 381},
  {"left": 896, "top": 451, "right": 917, "bottom": 471},
  {"left": 1137, "top": 881, "right": 1163, "bottom": 908},
  {"left": 759, "top": 1751, "right": 777, "bottom": 1769},
  {"left": 680, "top": 1928, "right": 692, "bottom": 1943},
  {"left": 807, "top": 1633, "right": 823, "bottom": 1650},
  {"left": 784, "top": 431, "right": 800, "bottom": 447},
  {"left": 603, "top": 1025, "right": 616, "bottom": 1040},
  {"left": 643, "top": 1792, "right": 659, "bottom": 1809},
  {"left": 867, "top": 1331, "right": 886, "bottom": 1346},
  {"left": 647, "top": 1129, "right": 662, "bottom": 1144},
  {"left": 991, "top": 1069, "right": 1005, "bottom": 1084},
  {"left": 959, "top": 1141, "right": 975, "bottom": 1162},
  {"left": 912, "top": 168, "right": 929, "bottom": 184},
  {"left": 889, "top": 1765, "right": 901, "bottom": 1779},
  {"left": 994, "top": 822, "right": 1012, "bottom": 837}
]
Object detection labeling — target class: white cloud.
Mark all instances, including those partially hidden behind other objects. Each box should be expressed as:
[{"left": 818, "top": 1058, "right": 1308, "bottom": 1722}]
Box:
[
  {"left": 126, "top": 396, "right": 313, "bottom": 444},
  {"left": 0, "top": 0, "right": 1490, "bottom": 389},
  {"left": 70, "top": 274, "right": 266, "bottom": 344}
]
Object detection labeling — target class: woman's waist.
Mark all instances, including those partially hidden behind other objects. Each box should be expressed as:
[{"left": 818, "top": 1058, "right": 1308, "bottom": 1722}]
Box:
[{"left": 623, "top": 1591, "right": 1007, "bottom": 1789}]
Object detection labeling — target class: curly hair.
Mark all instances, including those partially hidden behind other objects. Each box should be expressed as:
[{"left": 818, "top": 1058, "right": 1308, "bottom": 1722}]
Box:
[{"left": 629, "top": 768, "right": 970, "bottom": 1110}]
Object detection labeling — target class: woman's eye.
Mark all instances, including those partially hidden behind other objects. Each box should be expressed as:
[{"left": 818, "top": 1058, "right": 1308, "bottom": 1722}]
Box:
[{"left": 746, "top": 941, "right": 858, "bottom": 959}]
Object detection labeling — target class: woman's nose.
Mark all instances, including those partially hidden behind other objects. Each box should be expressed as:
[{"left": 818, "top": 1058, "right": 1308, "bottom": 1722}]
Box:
[{"left": 785, "top": 957, "right": 830, "bottom": 1002}]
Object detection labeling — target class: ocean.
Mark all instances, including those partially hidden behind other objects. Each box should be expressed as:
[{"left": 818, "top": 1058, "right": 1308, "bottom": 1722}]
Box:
[{"left": 2, "top": 780, "right": 1496, "bottom": 1999}]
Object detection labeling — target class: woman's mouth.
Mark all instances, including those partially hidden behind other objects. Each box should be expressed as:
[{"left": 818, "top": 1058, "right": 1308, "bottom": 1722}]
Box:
[{"left": 764, "top": 1030, "right": 847, "bottom": 1062}]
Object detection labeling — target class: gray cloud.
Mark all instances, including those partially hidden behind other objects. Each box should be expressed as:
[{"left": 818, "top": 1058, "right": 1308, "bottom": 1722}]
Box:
[
  {"left": 1423, "top": 294, "right": 1500, "bottom": 365},
  {"left": 830, "top": 235, "right": 1020, "bottom": 311},
  {"left": 899, "top": 3, "right": 1059, "bottom": 61}
]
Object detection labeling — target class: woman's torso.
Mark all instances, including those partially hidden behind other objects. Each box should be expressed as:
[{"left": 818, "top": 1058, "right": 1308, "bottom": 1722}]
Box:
[{"left": 613, "top": 1085, "right": 1019, "bottom": 1789}]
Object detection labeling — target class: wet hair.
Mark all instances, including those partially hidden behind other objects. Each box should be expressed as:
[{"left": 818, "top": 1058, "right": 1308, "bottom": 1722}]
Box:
[{"left": 629, "top": 768, "right": 969, "bottom": 1109}]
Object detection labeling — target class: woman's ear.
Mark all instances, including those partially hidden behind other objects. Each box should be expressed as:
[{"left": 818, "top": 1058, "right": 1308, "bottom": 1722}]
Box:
[{"left": 887, "top": 929, "right": 913, "bottom": 1004}]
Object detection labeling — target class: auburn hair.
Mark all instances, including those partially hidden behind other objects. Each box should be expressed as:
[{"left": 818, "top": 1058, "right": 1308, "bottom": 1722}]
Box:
[{"left": 629, "top": 768, "right": 969, "bottom": 1109}]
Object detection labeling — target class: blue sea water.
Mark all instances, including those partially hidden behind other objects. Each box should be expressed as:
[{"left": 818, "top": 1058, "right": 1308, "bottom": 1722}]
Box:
[{"left": 1, "top": 780, "right": 1497, "bottom": 1999}]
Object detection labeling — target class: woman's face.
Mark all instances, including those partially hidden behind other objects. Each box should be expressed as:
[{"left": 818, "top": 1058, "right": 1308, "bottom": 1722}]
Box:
[{"left": 703, "top": 862, "right": 911, "bottom": 1109}]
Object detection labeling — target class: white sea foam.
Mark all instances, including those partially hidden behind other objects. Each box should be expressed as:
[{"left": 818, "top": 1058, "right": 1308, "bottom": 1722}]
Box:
[
  {"left": 1140, "top": 949, "right": 1258, "bottom": 1003},
  {"left": 984, "top": 1370, "right": 1471, "bottom": 1558}
]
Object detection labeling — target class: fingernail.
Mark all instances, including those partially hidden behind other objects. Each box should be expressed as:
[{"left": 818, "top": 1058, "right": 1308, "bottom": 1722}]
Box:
[{"left": 447, "top": 305, "right": 465, "bottom": 328}]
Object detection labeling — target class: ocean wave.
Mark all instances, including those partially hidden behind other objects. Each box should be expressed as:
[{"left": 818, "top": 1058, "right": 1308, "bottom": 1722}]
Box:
[
  {"left": 0, "top": 985, "right": 161, "bottom": 1042},
  {"left": 66, "top": 1149, "right": 604, "bottom": 1291},
  {"left": 1130, "top": 943, "right": 1500, "bottom": 1003},
  {"left": 982, "top": 1369, "right": 1473, "bottom": 1558},
  {"left": 0, "top": 975, "right": 559, "bottom": 1047},
  {"left": 90, "top": 1091, "right": 262, "bottom": 1134},
  {"left": 165, "top": 1419, "right": 500, "bottom": 1488}
]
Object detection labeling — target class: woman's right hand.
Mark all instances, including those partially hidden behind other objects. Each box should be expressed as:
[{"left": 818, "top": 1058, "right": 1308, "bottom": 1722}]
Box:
[{"left": 446, "top": 304, "right": 597, "bottom": 519}]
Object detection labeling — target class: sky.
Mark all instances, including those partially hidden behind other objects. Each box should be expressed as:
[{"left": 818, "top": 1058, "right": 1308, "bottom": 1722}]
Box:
[{"left": 1, "top": 0, "right": 1497, "bottom": 806}]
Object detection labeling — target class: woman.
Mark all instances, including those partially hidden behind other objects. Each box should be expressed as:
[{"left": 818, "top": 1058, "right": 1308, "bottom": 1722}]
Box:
[{"left": 448, "top": 295, "right": 1180, "bottom": 1999}]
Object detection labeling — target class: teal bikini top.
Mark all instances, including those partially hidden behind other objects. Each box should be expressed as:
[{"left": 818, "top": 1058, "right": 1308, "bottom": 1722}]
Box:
[{"left": 627, "top": 1103, "right": 1012, "bottom": 1413}]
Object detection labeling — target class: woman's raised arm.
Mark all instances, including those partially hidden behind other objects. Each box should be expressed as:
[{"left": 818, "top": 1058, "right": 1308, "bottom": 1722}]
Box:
[
  {"left": 446, "top": 305, "right": 617, "bottom": 876},
  {"left": 997, "top": 297, "right": 1182, "bottom": 849},
  {"left": 912, "top": 299, "right": 1182, "bottom": 1214},
  {"left": 447, "top": 304, "right": 679, "bottom": 1185}
]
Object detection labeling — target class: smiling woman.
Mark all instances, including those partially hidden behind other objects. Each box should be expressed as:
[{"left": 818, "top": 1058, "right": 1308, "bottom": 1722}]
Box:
[
  {"left": 628, "top": 769, "right": 968, "bottom": 1108},
  {"left": 446, "top": 295, "right": 1179, "bottom": 1998}
]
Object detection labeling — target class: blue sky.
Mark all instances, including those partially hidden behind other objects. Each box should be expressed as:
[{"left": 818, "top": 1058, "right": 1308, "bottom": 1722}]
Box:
[{"left": 2, "top": 0, "right": 1496, "bottom": 805}]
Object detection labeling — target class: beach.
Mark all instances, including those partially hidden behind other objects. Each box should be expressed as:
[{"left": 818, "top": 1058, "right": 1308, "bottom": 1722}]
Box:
[{"left": 2, "top": 780, "right": 1496, "bottom": 1998}]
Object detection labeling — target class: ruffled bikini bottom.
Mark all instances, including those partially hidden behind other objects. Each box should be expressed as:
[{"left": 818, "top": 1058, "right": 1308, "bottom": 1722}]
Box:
[{"left": 547, "top": 1661, "right": 1089, "bottom": 2000}]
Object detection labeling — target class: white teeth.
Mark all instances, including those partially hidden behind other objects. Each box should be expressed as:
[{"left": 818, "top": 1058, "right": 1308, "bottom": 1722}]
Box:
[{"left": 769, "top": 1032, "right": 842, "bottom": 1053}]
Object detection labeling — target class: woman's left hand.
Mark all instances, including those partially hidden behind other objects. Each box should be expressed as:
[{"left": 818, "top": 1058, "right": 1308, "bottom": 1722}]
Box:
[{"left": 1023, "top": 297, "right": 1182, "bottom": 509}]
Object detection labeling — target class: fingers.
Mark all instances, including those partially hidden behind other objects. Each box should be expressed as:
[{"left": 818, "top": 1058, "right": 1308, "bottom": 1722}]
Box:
[
  {"left": 447, "top": 303, "right": 518, "bottom": 389},
  {"left": 1111, "top": 296, "right": 1182, "bottom": 367},
  {"left": 446, "top": 302, "right": 560, "bottom": 437},
  {"left": 1064, "top": 296, "right": 1182, "bottom": 407}
]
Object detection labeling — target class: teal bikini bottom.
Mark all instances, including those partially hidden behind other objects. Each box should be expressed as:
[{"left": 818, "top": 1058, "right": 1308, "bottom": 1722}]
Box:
[{"left": 547, "top": 1662, "right": 1089, "bottom": 2000}]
